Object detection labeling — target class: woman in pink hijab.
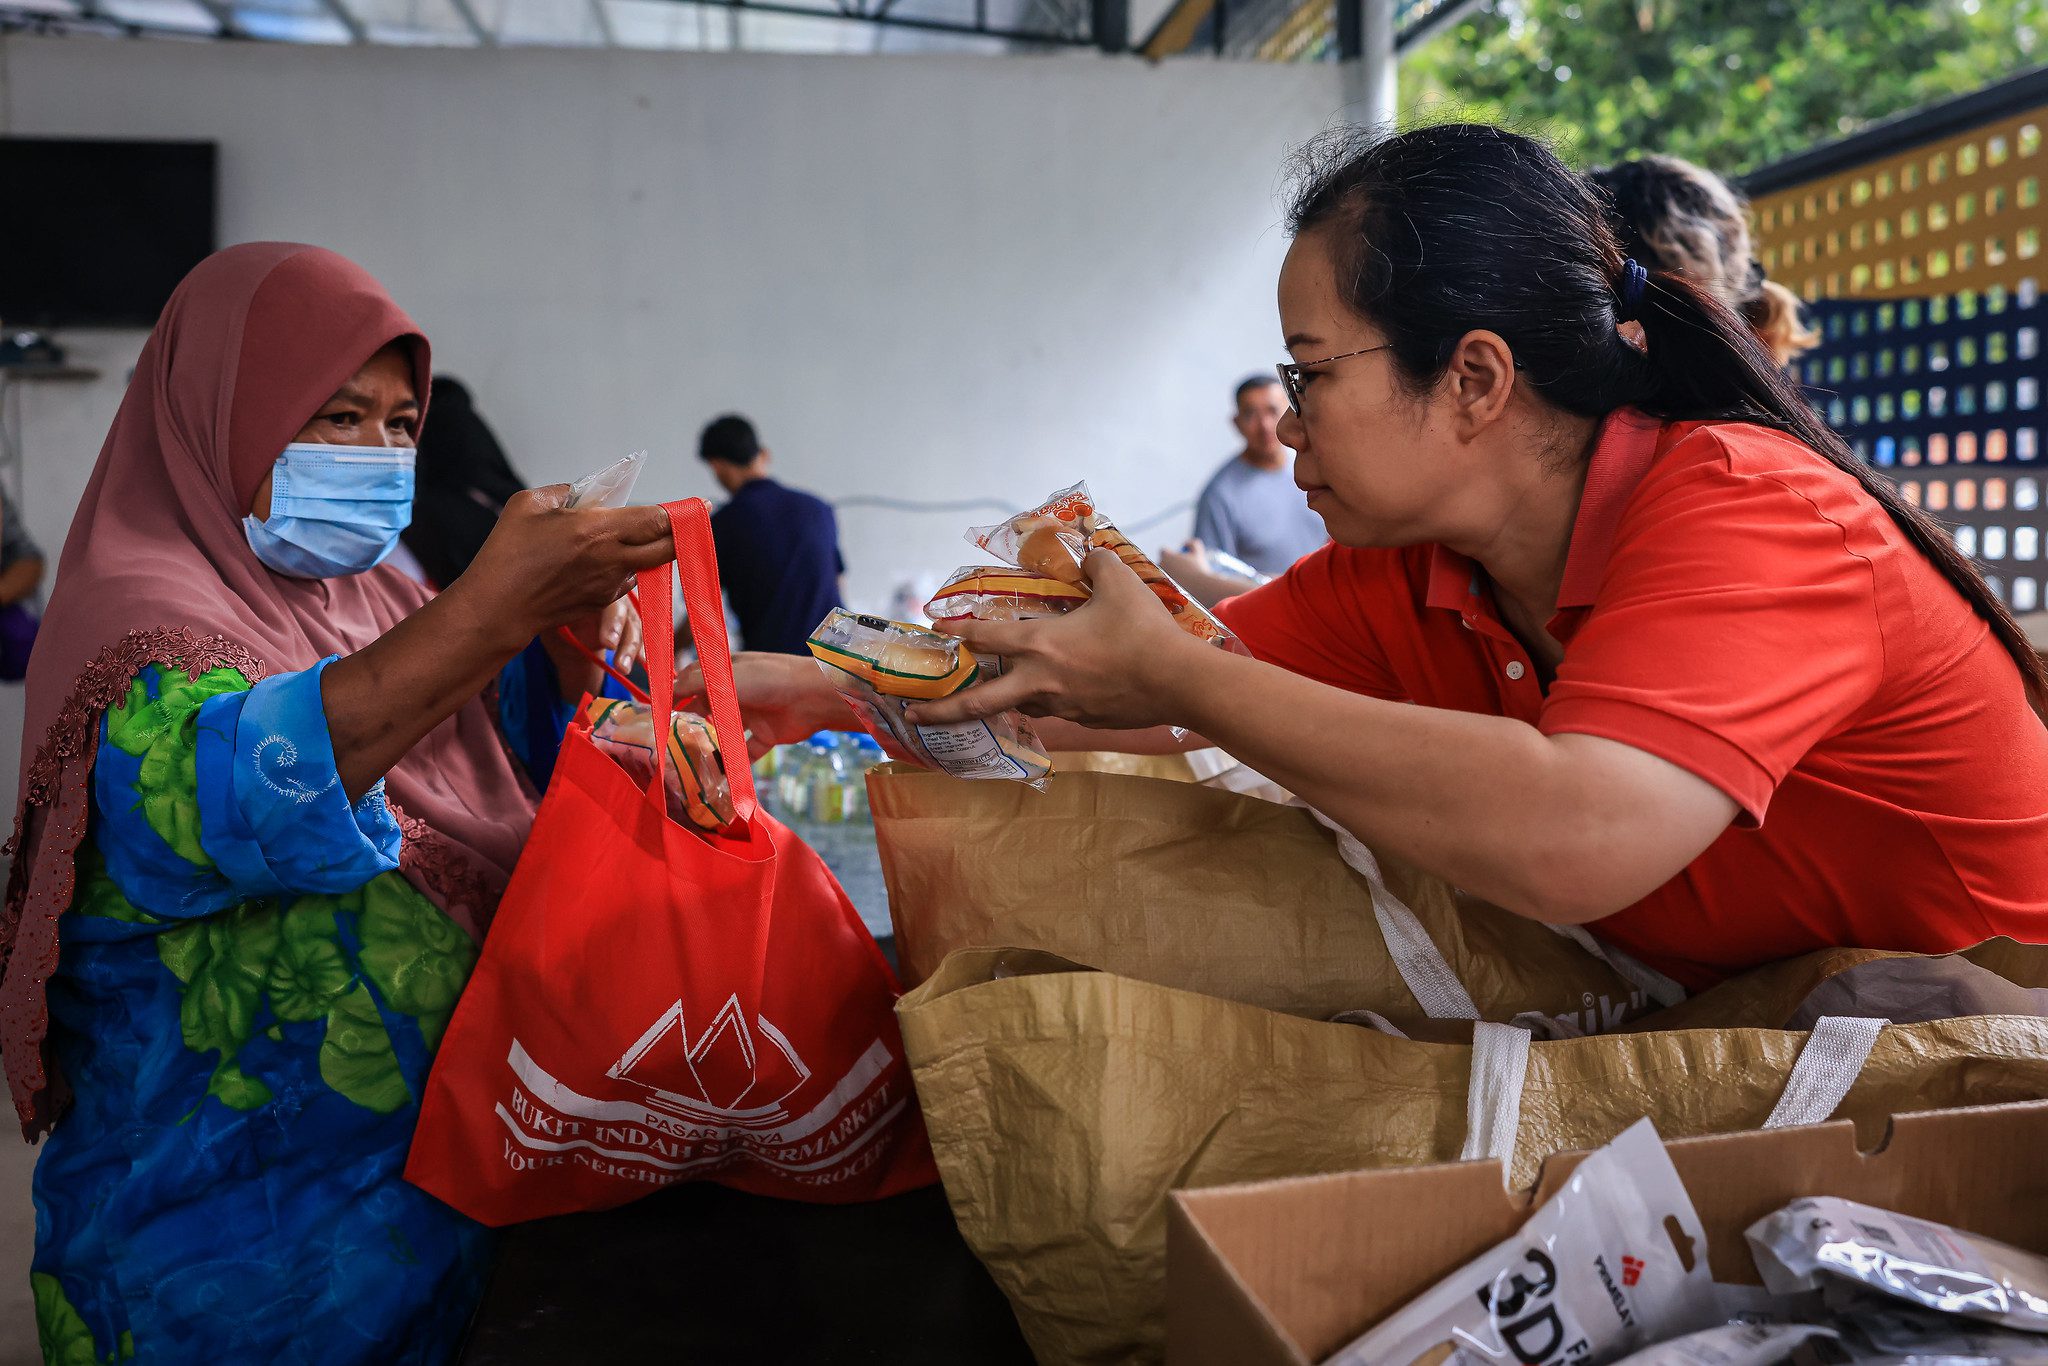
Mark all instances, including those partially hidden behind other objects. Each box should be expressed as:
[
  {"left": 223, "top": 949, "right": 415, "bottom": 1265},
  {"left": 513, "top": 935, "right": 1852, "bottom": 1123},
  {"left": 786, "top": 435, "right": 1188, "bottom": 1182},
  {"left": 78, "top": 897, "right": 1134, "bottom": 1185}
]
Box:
[{"left": 2, "top": 243, "right": 671, "bottom": 1364}]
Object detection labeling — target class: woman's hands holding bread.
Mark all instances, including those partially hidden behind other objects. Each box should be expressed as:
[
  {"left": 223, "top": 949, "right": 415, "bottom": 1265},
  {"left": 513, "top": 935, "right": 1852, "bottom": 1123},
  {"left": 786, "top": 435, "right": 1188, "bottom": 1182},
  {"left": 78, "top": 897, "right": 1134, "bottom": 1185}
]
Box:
[{"left": 909, "top": 550, "right": 1199, "bottom": 732}]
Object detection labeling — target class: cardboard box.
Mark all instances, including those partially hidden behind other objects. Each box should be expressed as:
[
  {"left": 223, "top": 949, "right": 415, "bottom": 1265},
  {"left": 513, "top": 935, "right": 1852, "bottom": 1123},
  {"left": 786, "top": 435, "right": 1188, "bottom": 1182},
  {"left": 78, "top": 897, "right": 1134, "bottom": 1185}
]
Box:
[{"left": 1167, "top": 1099, "right": 2048, "bottom": 1366}]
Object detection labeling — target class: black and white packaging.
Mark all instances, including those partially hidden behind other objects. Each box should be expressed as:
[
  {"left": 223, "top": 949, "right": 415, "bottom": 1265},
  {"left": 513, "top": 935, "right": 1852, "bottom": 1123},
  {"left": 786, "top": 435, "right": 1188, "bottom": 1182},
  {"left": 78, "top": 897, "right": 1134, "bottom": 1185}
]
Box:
[
  {"left": 1824, "top": 1297, "right": 2048, "bottom": 1363},
  {"left": 1325, "top": 1120, "right": 1719, "bottom": 1366},
  {"left": 1603, "top": 1323, "right": 1840, "bottom": 1366},
  {"left": 1748, "top": 1199, "right": 2048, "bottom": 1332}
]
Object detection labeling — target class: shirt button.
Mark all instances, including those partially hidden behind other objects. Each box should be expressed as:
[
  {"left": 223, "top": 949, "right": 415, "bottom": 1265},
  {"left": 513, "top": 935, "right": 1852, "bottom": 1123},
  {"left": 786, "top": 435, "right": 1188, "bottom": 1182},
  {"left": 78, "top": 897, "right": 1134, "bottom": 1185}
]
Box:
[{"left": 1505, "top": 661, "right": 1527, "bottom": 681}]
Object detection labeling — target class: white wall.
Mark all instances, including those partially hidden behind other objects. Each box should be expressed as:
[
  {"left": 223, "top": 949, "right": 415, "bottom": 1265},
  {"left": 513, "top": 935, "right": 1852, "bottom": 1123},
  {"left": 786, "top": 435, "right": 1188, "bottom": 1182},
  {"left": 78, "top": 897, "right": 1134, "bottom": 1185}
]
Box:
[{"left": 0, "top": 36, "right": 1349, "bottom": 797}]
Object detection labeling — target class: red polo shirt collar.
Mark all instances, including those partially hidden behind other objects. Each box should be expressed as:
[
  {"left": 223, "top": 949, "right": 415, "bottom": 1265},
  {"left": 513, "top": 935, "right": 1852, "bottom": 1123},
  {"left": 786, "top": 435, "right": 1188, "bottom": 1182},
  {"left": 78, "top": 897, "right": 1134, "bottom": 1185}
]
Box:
[{"left": 1423, "top": 410, "right": 1665, "bottom": 634}]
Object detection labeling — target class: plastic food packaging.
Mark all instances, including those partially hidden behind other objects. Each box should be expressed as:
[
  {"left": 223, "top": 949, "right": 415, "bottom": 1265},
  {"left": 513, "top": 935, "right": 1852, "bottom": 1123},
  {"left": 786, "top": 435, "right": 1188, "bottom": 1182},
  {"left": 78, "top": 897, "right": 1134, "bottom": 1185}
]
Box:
[
  {"left": 1326, "top": 1119, "right": 1721, "bottom": 1366},
  {"left": 1208, "top": 547, "right": 1269, "bottom": 586},
  {"left": 582, "top": 696, "right": 735, "bottom": 831},
  {"left": 565, "top": 450, "right": 647, "bottom": 509},
  {"left": 922, "top": 565, "right": 1090, "bottom": 676},
  {"left": 1708, "top": 1285, "right": 1828, "bottom": 1326},
  {"left": 1600, "top": 1324, "right": 1841, "bottom": 1366},
  {"left": 968, "top": 481, "right": 1235, "bottom": 647},
  {"left": 1748, "top": 1198, "right": 2048, "bottom": 1332},
  {"left": 925, "top": 564, "right": 1092, "bottom": 625},
  {"left": 1824, "top": 1298, "right": 2048, "bottom": 1362},
  {"left": 806, "top": 608, "right": 1052, "bottom": 785}
]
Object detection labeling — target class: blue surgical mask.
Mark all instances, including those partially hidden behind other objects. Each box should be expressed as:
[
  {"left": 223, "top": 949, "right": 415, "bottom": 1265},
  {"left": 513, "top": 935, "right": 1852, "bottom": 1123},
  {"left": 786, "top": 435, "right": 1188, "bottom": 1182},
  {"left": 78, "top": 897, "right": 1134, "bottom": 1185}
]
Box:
[{"left": 244, "top": 443, "right": 416, "bottom": 579}]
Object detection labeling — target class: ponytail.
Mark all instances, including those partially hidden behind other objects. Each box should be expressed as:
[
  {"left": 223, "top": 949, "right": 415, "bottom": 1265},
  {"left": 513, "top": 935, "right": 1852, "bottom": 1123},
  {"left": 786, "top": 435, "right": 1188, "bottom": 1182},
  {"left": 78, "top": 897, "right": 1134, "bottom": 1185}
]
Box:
[
  {"left": 1287, "top": 123, "right": 2048, "bottom": 719},
  {"left": 1633, "top": 270, "right": 2048, "bottom": 717}
]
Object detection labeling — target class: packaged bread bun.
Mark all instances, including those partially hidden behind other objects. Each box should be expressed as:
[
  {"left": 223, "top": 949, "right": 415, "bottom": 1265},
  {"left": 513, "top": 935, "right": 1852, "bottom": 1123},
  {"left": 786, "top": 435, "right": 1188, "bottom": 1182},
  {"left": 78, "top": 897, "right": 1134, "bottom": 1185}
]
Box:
[
  {"left": 926, "top": 565, "right": 1091, "bottom": 626},
  {"left": 806, "top": 609, "right": 1052, "bottom": 786},
  {"left": 923, "top": 565, "right": 1091, "bottom": 678},
  {"left": 968, "top": 481, "right": 1235, "bottom": 647},
  {"left": 582, "top": 697, "right": 736, "bottom": 831},
  {"left": 1013, "top": 521, "right": 1089, "bottom": 585}
]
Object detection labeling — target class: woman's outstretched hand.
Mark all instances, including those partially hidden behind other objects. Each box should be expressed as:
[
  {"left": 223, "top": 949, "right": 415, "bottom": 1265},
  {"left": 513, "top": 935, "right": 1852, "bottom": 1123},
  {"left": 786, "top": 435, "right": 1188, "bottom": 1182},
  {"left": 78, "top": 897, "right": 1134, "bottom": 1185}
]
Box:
[
  {"left": 676, "top": 651, "right": 849, "bottom": 761},
  {"left": 907, "top": 550, "right": 1202, "bottom": 732},
  {"left": 454, "top": 486, "right": 673, "bottom": 646}
]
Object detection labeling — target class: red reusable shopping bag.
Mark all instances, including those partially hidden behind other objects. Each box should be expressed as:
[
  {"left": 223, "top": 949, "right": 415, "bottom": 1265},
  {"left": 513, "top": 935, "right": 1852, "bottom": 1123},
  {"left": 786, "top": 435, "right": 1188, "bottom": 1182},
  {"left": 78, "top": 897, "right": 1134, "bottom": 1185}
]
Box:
[{"left": 405, "top": 498, "right": 937, "bottom": 1224}]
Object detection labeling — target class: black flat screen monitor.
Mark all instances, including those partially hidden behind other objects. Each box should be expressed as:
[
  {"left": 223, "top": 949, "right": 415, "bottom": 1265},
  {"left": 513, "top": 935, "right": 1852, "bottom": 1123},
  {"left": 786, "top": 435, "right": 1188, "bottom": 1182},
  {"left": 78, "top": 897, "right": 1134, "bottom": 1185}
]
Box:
[{"left": 0, "top": 137, "right": 218, "bottom": 328}]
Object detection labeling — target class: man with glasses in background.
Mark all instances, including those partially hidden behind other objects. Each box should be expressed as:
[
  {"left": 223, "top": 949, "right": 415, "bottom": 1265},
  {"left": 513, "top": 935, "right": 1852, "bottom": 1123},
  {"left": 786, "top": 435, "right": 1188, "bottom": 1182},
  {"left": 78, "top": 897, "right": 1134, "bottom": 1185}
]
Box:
[{"left": 1164, "top": 373, "right": 1328, "bottom": 606}]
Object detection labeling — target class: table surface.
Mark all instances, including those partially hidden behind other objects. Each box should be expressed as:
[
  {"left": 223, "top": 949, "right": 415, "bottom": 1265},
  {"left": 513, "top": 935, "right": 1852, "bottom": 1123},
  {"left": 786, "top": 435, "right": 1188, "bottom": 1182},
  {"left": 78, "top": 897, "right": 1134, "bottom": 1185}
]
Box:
[{"left": 457, "top": 1180, "right": 1034, "bottom": 1364}]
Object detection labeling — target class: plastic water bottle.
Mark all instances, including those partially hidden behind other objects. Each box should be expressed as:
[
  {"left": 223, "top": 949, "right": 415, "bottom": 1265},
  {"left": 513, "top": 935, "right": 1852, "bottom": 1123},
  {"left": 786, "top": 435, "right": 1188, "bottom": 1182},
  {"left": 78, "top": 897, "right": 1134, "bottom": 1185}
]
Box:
[
  {"left": 751, "top": 747, "right": 780, "bottom": 816},
  {"left": 801, "top": 732, "right": 844, "bottom": 823},
  {"left": 776, "top": 739, "right": 815, "bottom": 819},
  {"left": 835, "top": 732, "right": 883, "bottom": 823}
]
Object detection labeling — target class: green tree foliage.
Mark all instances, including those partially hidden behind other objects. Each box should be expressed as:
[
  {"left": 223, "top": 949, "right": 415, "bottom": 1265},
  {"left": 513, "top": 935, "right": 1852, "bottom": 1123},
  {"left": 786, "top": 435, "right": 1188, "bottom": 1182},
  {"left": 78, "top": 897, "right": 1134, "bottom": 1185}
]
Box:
[{"left": 1403, "top": 0, "right": 2047, "bottom": 173}]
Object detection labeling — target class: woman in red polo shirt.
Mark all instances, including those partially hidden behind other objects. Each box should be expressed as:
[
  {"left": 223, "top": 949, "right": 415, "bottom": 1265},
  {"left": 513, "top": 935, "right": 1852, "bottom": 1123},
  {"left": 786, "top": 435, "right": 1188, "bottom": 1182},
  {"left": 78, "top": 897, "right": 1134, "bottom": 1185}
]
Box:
[{"left": 725, "top": 123, "right": 2048, "bottom": 988}]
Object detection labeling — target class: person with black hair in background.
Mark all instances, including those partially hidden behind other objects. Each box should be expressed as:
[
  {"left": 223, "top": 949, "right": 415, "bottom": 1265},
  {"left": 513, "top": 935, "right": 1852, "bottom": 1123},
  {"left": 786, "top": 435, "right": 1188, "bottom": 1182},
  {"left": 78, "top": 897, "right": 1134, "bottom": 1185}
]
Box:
[
  {"left": 398, "top": 376, "right": 642, "bottom": 784},
  {"left": 396, "top": 376, "right": 528, "bottom": 589},
  {"left": 711, "top": 124, "right": 2048, "bottom": 991},
  {"left": 700, "top": 413, "right": 843, "bottom": 656},
  {"left": 1589, "top": 154, "right": 1820, "bottom": 369}
]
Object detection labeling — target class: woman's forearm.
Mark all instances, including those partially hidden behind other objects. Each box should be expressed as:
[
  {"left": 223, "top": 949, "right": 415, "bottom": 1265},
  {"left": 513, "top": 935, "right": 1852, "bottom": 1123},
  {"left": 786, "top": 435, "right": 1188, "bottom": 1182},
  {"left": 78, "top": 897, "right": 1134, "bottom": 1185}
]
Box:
[
  {"left": 322, "top": 581, "right": 528, "bottom": 801},
  {"left": 1032, "top": 718, "right": 1204, "bottom": 754},
  {"left": 1160, "top": 646, "right": 1722, "bottom": 921},
  {"left": 749, "top": 664, "right": 1197, "bottom": 756}
]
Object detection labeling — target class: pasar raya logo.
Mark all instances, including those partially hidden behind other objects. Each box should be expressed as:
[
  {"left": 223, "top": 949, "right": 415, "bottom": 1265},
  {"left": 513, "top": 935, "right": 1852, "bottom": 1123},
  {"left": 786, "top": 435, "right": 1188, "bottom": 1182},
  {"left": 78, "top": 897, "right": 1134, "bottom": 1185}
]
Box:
[
  {"left": 608, "top": 994, "right": 810, "bottom": 1127},
  {"left": 1620, "top": 1255, "right": 1644, "bottom": 1288}
]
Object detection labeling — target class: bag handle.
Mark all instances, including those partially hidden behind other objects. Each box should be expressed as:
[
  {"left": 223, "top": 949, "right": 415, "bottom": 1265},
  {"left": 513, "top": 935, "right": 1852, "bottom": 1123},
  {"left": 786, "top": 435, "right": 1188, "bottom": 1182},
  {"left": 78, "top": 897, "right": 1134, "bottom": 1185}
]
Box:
[
  {"left": 639, "top": 499, "right": 758, "bottom": 823},
  {"left": 552, "top": 626, "right": 653, "bottom": 706},
  {"left": 1458, "top": 1022, "right": 1533, "bottom": 1168},
  {"left": 1306, "top": 807, "right": 1481, "bottom": 1021},
  {"left": 1762, "top": 1015, "right": 1886, "bottom": 1129},
  {"left": 1454, "top": 1014, "right": 1887, "bottom": 1185},
  {"left": 1545, "top": 924, "right": 1688, "bottom": 1010},
  {"left": 1307, "top": 805, "right": 1689, "bottom": 1021}
]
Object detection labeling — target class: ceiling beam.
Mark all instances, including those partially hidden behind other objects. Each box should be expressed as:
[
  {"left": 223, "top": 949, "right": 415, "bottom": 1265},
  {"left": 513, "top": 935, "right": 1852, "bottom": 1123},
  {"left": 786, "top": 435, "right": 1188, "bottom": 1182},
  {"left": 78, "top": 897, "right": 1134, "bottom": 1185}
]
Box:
[
  {"left": 1256, "top": 0, "right": 1322, "bottom": 60},
  {"left": 1135, "top": 0, "right": 1207, "bottom": 57},
  {"left": 1091, "top": 0, "right": 1125, "bottom": 50},
  {"left": 684, "top": 0, "right": 1092, "bottom": 44},
  {"left": 187, "top": 0, "right": 237, "bottom": 35},
  {"left": 312, "top": 0, "right": 367, "bottom": 41},
  {"left": 446, "top": 0, "right": 496, "bottom": 43},
  {"left": 1392, "top": 0, "right": 1480, "bottom": 50}
]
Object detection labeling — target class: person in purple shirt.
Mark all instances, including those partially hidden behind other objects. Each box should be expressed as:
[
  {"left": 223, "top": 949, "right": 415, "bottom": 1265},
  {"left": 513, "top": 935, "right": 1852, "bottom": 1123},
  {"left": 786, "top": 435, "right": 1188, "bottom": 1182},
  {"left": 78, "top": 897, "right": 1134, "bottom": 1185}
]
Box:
[{"left": 700, "top": 414, "right": 845, "bottom": 655}]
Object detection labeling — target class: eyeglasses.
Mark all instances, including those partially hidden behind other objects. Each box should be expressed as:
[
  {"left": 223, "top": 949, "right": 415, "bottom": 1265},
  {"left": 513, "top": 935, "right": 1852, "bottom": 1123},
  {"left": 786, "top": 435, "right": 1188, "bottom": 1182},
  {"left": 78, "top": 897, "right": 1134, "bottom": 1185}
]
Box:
[{"left": 1275, "top": 343, "right": 1393, "bottom": 415}]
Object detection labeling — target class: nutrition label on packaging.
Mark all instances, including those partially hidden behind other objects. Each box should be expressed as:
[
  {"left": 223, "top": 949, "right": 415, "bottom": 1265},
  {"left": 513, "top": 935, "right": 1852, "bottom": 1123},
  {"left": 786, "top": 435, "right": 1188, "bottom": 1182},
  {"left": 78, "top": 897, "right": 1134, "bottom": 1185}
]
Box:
[{"left": 913, "top": 718, "right": 1029, "bottom": 780}]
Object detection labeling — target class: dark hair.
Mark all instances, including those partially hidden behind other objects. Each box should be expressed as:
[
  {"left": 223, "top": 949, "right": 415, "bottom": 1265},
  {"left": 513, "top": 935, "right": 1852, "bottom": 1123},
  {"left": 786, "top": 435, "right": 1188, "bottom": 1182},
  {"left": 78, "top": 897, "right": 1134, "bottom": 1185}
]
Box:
[
  {"left": 1589, "top": 155, "right": 1817, "bottom": 364},
  {"left": 1235, "top": 373, "right": 1282, "bottom": 406},
  {"left": 699, "top": 414, "right": 762, "bottom": 466},
  {"left": 1287, "top": 123, "right": 2048, "bottom": 714},
  {"left": 1589, "top": 155, "right": 1749, "bottom": 291},
  {"left": 403, "top": 375, "right": 529, "bottom": 588}
]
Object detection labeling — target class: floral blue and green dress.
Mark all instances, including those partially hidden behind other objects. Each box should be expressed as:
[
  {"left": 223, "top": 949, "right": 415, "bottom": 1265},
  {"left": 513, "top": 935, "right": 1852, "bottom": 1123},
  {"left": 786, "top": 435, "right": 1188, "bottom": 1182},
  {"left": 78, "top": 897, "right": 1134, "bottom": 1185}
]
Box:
[{"left": 30, "top": 646, "right": 583, "bottom": 1366}]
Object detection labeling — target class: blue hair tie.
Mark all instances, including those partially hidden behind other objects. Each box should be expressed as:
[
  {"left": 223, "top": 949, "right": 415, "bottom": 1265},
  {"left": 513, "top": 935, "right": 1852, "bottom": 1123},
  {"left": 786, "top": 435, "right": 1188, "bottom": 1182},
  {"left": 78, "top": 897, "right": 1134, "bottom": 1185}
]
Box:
[{"left": 1616, "top": 258, "right": 1649, "bottom": 322}]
